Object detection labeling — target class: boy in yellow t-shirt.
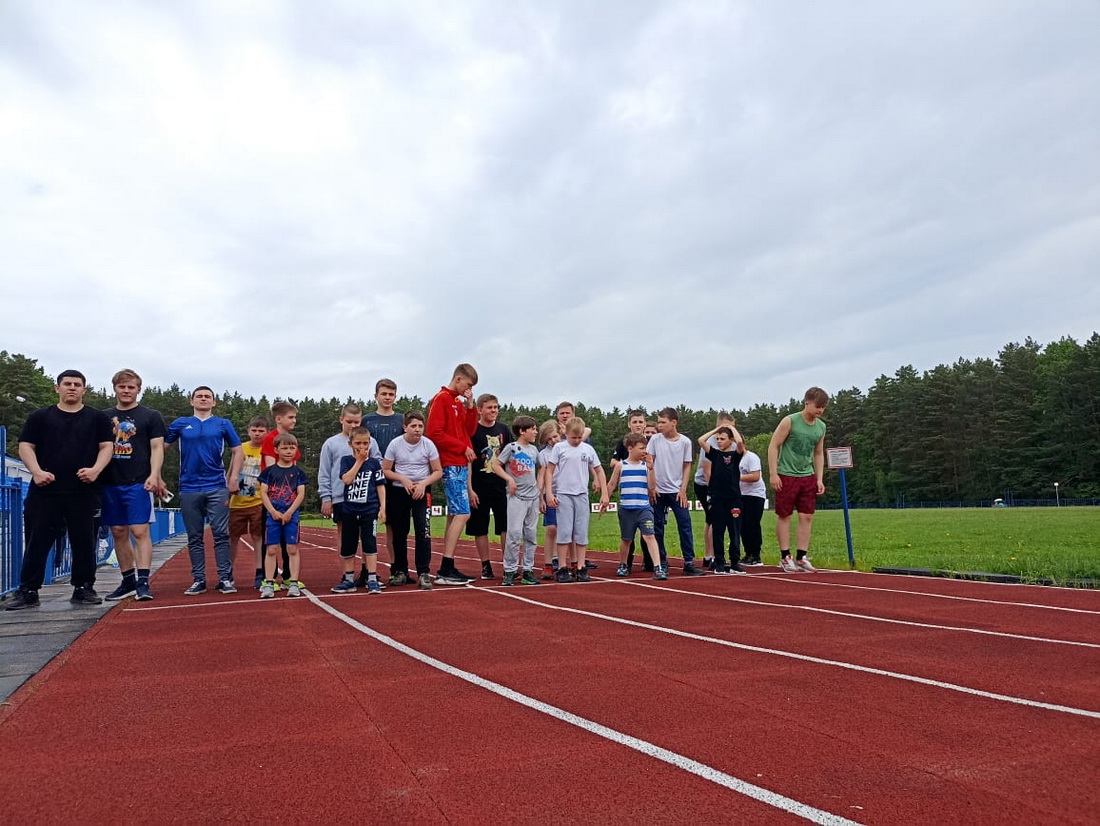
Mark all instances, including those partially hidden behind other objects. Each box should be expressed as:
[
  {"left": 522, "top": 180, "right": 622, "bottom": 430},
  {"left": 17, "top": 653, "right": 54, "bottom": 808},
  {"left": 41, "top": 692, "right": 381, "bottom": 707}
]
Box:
[{"left": 230, "top": 416, "right": 269, "bottom": 589}]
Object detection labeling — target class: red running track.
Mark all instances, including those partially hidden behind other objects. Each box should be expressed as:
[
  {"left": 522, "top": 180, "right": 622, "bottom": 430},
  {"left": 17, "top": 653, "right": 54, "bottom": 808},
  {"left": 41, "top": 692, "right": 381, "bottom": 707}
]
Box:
[{"left": 0, "top": 526, "right": 1096, "bottom": 824}]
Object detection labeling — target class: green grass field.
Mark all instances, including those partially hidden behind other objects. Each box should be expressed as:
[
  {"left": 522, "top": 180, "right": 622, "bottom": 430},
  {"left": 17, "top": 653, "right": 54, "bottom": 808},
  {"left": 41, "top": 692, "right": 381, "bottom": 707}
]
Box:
[{"left": 303, "top": 506, "right": 1100, "bottom": 586}]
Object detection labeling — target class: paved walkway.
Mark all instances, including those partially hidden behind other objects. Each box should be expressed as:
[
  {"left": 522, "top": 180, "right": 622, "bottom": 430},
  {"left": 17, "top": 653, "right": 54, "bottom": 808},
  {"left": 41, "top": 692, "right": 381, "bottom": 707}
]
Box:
[{"left": 0, "top": 536, "right": 186, "bottom": 703}]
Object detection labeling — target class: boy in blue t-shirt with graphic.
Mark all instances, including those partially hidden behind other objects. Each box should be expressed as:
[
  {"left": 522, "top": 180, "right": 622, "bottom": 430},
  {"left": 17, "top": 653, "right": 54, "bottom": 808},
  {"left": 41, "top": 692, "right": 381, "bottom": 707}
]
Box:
[
  {"left": 333, "top": 427, "right": 387, "bottom": 594},
  {"left": 258, "top": 434, "right": 308, "bottom": 598}
]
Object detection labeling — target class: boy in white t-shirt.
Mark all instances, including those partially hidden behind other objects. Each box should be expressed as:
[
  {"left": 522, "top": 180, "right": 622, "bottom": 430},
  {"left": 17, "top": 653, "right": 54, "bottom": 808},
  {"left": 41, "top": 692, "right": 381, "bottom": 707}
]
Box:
[
  {"left": 381, "top": 411, "right": 442, "bottom": 590},
  {"left": 647, "top": 407, "right": 705, "bottom": 576},
  {"left": 543, "top": 417, "right": 609, "bottom": 583}
]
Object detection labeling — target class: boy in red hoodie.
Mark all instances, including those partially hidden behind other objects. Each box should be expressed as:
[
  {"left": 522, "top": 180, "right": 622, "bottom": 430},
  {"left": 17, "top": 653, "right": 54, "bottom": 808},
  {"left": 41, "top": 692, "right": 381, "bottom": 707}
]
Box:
[{"left": 426, "top": 363, "right": 479, "bottom": 584}]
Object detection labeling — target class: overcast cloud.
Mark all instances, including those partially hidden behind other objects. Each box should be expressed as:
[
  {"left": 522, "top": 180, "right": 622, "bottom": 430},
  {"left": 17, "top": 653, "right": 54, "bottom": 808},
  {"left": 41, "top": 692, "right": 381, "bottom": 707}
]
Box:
[{"left": 2, "top": 1, "right": 1098, "bottom": 415}]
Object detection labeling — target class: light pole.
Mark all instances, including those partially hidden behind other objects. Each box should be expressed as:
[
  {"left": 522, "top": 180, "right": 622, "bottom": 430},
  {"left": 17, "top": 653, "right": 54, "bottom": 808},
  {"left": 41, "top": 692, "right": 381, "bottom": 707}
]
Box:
[{"left": 1054, "top": 482, "right": 1060, "bottom": 507}]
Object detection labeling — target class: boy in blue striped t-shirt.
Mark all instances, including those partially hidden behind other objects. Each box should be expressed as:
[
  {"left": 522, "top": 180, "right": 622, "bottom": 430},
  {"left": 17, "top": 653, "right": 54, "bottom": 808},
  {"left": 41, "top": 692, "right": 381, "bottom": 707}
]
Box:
[{"left": 605, "top": 433, "right": 667, "bottom": 580}]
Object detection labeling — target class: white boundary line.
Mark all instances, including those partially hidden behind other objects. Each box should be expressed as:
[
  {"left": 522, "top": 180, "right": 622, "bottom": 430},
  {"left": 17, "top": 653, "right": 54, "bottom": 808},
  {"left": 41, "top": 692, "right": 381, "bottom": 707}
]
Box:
[
  {"left": 608, "top": 578, "right": 1100, "bottom": 649},
  {"left": 473, "top": 588, "right": 1100, "bottom": 721},
  {"left": 764, "top": 576, "right": 1100, "bottom": 615},
  {"left": 305, "top": 591, "right": 863, "bottom": 826}
]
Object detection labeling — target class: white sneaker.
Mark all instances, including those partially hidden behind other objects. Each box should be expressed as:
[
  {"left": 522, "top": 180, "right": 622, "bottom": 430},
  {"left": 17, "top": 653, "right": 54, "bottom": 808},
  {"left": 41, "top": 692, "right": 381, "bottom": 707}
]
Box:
[
  {"left": 780, "top": 556, "right": 799, "bottom": 573},
  {"left": 796, "top": 557, "right": 817, "bottom": 573}
]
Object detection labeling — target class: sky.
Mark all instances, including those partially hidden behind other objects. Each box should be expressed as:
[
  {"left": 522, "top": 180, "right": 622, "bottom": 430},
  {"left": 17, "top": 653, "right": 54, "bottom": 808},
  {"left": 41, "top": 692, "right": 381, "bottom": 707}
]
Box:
[{"left": 2, "top": 1, "right": 1098, "bottom": 414}]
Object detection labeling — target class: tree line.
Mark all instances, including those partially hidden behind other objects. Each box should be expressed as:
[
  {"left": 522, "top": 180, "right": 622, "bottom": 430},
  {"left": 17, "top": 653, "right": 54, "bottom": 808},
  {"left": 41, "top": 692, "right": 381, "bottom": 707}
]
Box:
[{"left": 2, "top": 333, "right": 1098, "bottom": 508}]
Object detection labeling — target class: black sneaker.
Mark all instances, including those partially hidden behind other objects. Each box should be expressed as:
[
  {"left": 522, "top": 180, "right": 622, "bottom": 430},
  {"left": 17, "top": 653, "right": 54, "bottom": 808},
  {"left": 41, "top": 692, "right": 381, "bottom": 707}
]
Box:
[
  {"left": 71, "top": 586, "right": 104, "bottom": 605},
  {"left": 4, "top": 589, "right": 40, "bottom": 610},
  {"left": 554, "top": 567, "right": 573, "bottom": 583},
  {"left": 105, "top": 579, "right": 138, "bottom": 601},
  {"left": 481, "top": 562, "right": 495, "bottom": 580},
  {"left": 575, "top": 568, "right": 591, "bottom": 583},
  {"left": 682, "top": 564, "right": 706, "bottom": 577},
  {"left": 584, "top": 561, "right": 598, "bottom": 569},
  {"left": 703, "top": 557, "right": 715, "bottom": 571}
]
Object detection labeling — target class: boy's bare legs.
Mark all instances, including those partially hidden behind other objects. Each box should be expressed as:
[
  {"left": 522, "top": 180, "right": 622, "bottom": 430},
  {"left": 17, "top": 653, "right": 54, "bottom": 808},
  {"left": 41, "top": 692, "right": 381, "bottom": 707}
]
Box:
[
  {"left": 642, "top": 535, "right": 662, "bottom": 568},
  {"left": 795, "top": 512, "right": 814, "bottom": 553},
  {"left": 775, "top": 514, "right": 792, "bottom": 552},
  {"left": 264, "top": 543, "right": 280, "bottom": 581},
  {"left": 443, "top": 514, "right": 469, "bottom": 562},
  {"left": 287, "top": 543, "right": 300, "bottom": 581},
  {"left": 618, "top": 538, "right": 631, "bottom": 563}
]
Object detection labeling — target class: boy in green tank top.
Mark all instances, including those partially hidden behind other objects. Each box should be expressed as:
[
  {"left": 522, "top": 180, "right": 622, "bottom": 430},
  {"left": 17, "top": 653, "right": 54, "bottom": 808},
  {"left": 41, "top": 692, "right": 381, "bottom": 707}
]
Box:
[{"left": 767, "top": 387, "right": 829, "bottom": 573}]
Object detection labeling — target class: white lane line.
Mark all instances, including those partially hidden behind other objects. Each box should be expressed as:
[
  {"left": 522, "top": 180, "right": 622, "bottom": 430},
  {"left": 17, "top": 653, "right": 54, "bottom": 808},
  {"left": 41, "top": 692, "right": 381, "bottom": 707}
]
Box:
[
  {"left": 476, "top": 588, "right": 1100, "bottom": 721},
  {"left": 765, "top": 576, "right": 1100, "bottom": 615},
  {"left": 305, "top": 592, "right": 863, "bottom": 826},
  {"left": 608, "top": 579, "right": 1100, "bottom": 649}
]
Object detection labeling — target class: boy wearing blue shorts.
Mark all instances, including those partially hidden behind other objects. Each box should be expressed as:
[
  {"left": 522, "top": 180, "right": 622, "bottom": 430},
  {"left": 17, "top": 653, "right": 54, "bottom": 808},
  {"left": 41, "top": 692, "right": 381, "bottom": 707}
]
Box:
[
  {"left": 333, "top": 427, "right": 387, "bottom": 594},
  {"left": 102, "top": 369, "right": 167, "bottom": 602},
  {"left": 543, "top": 417, "right": 609, "bottom": 583},
  {"left": 606, "top": 433, "right": 667, "bottom": 580},
  {"left": 426, "top": 363, "right": 479, "bottom": 585},
  {"left": 258, "top": 434, "right": 308, "bottom": 598}
]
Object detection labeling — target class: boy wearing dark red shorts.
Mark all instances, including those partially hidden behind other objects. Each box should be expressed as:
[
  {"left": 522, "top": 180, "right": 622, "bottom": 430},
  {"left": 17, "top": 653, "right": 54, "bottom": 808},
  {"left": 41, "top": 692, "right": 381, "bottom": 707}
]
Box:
[{"left": 767, "top": 387, "right": 828, "bottom": 573}]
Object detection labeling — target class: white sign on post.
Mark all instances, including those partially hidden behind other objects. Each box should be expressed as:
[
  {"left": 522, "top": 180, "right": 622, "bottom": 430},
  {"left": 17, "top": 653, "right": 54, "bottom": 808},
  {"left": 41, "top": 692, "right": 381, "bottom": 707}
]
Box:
[{"left": 826, "top": 447, "right": 853, "bottom": 469}]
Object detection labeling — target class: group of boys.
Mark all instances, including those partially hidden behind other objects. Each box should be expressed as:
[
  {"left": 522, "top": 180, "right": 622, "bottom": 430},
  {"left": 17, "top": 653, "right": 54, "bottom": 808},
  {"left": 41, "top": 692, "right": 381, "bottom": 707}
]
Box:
[{"left": 4, "top": 363, "right": 829, "bottom": 611}]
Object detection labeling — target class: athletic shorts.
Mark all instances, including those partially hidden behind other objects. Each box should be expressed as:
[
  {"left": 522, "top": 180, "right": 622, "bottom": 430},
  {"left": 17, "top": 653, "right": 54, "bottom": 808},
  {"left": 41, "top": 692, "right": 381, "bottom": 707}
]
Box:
[
  {"left": 555, "top": 493, "right": 590, "bottom": 545},
  {"left": 331, "top": 502, "right": 345, "bottom": 524},
  {"left": 442, "top": 466, "right": 470, "bottom": 516},
  {"left": 618, "top": 506, "right": 656, "bottom": 541},
  {"left": 774, "top": 474, "right": 819, "bottom": 518},
  {"left": 100, "top": 484, "right": 154, "bottom": 527},
  {"left": 229, "top": 504, "right": 263, "bottom": 541},
  {"left": 467, "top": 486, "right": 507, "bottom": 536},
  {"left": 265, "top": 512, "right": 301, "bottom": 546},
  {"left": 542, "top": 505, "right": 557, "bottom": 528}
]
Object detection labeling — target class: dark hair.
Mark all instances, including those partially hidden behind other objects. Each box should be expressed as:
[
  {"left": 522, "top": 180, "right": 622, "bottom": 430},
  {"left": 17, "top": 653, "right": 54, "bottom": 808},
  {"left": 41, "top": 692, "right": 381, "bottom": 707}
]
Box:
[
  {"left": 191, "top": 385, "right": 214, "bottom": 399},
  {"left": 624, "top": 433, "right": 648, "bottom": 449},
  {"left": 404, "top": 410, "right": 425, "bottom": 425},
  {"left": 658, "top": 407, "right": 678, "bottom": 421},
  {"left": 247, "top": 416, "right": 269, "bottom": 429},
  {"left": 627, "top": 409, "right": 645, "bottom": 420},
  {"left": 804, "top": 387, "right": 830, "bottom": 406},
  {"left": 512, "top": 415, "right": 537, "bottom": 436},
  {"left": 56, "top": 369, "right": 87, "bottom": 386},
  {"left": 716, "top": 426, "right": 734, "bottom": 439},
  {"left": 273, "top": 433, "right": 298, "bottom": 447},
  {"left": 375, "top": 378, "right": 397, "bottom": 394}
]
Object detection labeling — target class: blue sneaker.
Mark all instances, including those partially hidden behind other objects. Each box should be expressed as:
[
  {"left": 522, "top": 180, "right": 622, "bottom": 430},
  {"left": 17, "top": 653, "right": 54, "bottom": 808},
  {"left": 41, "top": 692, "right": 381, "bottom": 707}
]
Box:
[
  {"left": 184, "top": 581, "right": 207, "bottom": 595},
  {"left": 616, "top": 563, "right": 629, "bottom": 577},
  {"left": 331, "top": 578, "right": 357, "bottom": 594},
  {"left": 366, "top": 579, "right": 382, "bottom": 594},
  {"left": 654, "top": 567, "right": 668, "bottom": 581},
  {"left": 215, "top": 579, "right": 237, "bottom": 594},
  {"left": 134, "top": 580, "right": 153, "bottom": 601}
]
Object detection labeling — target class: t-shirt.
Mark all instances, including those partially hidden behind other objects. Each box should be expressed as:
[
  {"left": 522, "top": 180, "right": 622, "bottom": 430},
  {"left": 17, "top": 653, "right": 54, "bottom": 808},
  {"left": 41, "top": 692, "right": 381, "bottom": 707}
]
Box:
[
  {"left": 617, "top": 459, "right": 650, "bottom": 510},
  {"left": 19, "top": 405, "right": 114, "bottom": 496},
  {"left": 777, "top": 413, "right": 826, "bottom": 477},
  {"left": 165, "top": 415, "right": 242, "bottom": 493},
  {"left": 646, "top": 433, "right": 693, "bottom": 494},
  {"left": 231, "top": 441, "right": 264, "bottom": 509},
  {"left": 496, "top": 442, "right": 539, "bottom": 500},
  {"left": 339, "top": 455, "right": 384, "bottom": 517},
  {"left": 258, "top": 464, "right": 308, "bottom": 511},
  {"left": 318, "top": 432, "right": 381, "bottom": 504},
  {"left": 537, "top": 445, "right": 556, "bottom": 493},
  {"left": 471, "top": 421, "right": 512, "bottom": 494},
  {"left": 547, "top": 441, "right": 600, "bottom": 496},
  {"left": 363, "top": 412, "right": 403, "bottom": 458},
  {"left": 102, "top": 404, "right": 167, "bottom": 487},
  {"left": 384, "top": 436, "right": 439, "bottom": 485},
  {"left": 739, "top": 450, "right": 766, "bottom": 498},
  {"left": 706, "top": 447, "right": 743, "bottom": 504}
]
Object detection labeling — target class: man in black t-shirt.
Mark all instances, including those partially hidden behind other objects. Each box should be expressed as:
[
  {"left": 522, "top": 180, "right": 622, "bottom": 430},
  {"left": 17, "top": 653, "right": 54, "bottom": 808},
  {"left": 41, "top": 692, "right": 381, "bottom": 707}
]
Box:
[
  {"left": 466, "top": 394, "right": 512, "bottom": 580},
  {"left": 6, "top": 369, "right": 114, "bottom": 610},
  {"left": 101, "top": 369, "right": 167, "bottom": 602}
]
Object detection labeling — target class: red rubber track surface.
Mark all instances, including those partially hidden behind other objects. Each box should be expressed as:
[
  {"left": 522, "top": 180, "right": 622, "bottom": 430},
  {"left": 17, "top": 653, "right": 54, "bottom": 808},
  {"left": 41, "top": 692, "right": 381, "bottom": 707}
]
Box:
[{"left": 1, "top": 526, "right": 1096, "bottom": 824}]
